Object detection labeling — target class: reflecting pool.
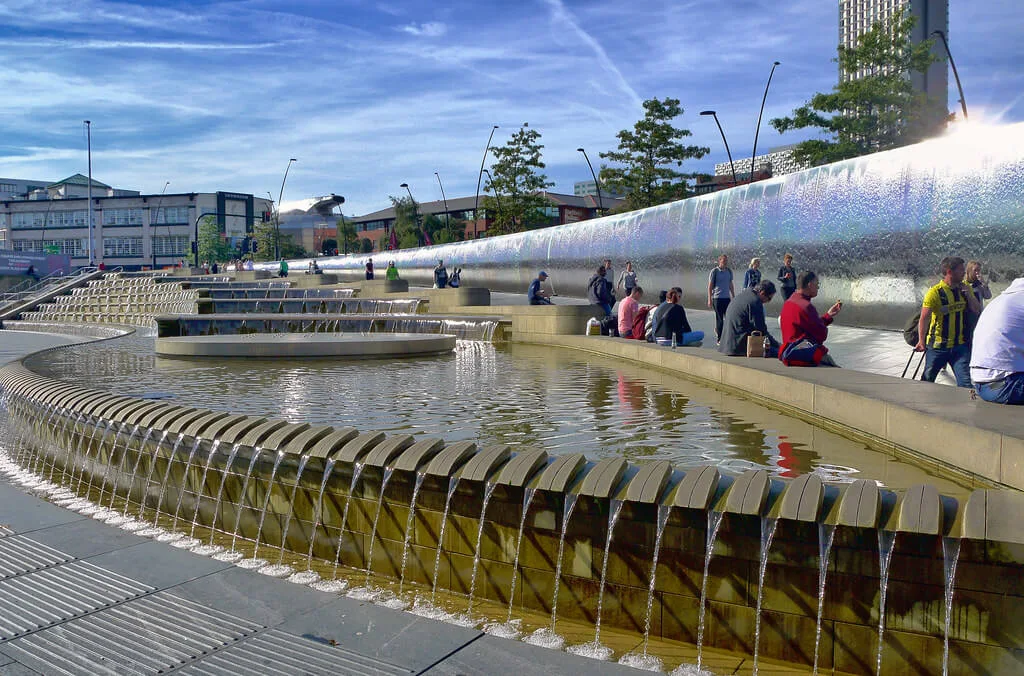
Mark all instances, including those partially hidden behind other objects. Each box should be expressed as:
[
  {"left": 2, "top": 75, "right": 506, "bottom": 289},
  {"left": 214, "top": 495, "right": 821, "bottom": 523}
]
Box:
[{"left": 26, "top": 332, "right": 971, "bottom": 494}]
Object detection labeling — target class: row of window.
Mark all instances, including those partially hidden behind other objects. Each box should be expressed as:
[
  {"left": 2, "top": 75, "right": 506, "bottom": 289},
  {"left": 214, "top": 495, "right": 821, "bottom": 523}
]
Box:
[
  {"left": 11, "top": 235, "right": 189, "bottom": 258},
  {"left": 8, "top": 207, "right": 192, "bottom": 229}
]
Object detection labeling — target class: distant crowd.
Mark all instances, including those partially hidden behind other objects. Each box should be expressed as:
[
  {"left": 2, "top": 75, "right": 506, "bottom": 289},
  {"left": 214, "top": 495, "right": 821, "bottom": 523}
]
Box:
[{"left": 528, "top": 253, "right": 1024, "bottom": 406}]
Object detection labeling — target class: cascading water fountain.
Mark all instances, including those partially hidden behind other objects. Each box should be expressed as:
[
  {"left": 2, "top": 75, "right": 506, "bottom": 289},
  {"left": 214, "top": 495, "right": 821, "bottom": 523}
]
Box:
[
  {"left": 263, "top": 454, "right": 311, "bottom": 576},
  {"left": 320, "top": 462, "right": 365, "bottom": 589},
  {"left": 567, "top": 498, "right": 623, "bottom": 661},
  {"left": 99, "top": 423, "right": 141, "bottom": 511},
  {"left": 111, "top": 427, "right": 155, "bottom": 512},
  {"left": 503, "top": 487, "right": 538, "bottom": 625},
  {"left": 136, "top": 433, "right": 184, "bottom": 523},
  {"left": 288, "top": 457, "right": 338, "bottom": 585},
  {"left": 163, "top": 437, "right": 204, "bottom": 538},
  {"left": 619, "top": 503, "right": 672, "bottom": 671},
  {"left": 876, "top": 529, "right": 897, "bottom": 676},
  {"left": 198, "top": 442, "right": 242, "bottom": 550},
  {"left": 238, "top": 450, "right": 286, "bottom": 568},
  {"left": 942, "top": 536, "right": 962, "bottom": 676},
  {"left": 180, "top": 440, "right": 223, "bottom": 544},
  {"left": 752, "top": 517, "right": 779, "bottom": 675},
  {"left": 397, "top": 471, "right": 427, "bottom": 595},
  {"left": 524, "top": 492, "right": 579, "bottom": 650},
  {"left": 356, "top": 466, "right": 397, "bottom": 594},
  {"left": 215, "top": 447, "right": 264, "bottom": 561},
  {"left": 696, "top": 510, "right": 725, "bottom": 672},
  {"left": 428, "top": 475, "right": 460, "bottom": 604},
  {"left": 813, "top": 523, "right": 836, "bottom": 675},
  {"left": 465, "top": 481, "right": 498, "bottom": 618}
]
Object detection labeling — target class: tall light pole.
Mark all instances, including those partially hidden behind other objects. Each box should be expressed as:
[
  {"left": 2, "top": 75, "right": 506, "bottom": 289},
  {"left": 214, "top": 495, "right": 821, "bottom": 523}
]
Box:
[
  {"left": 84, "top": 120, "right": 94, "bottom": 265},
  {"left": 275, "top": 158, "right": 297, "bottom": 260},
  {"left": 434, "top": 172, "right": 451, "bottom": 239},
  {"left": 473, "top": 125, "right": 499, "bottom": 229},
  {"left": 150, "top": 181, "right": 170, "bottom": 269},
  {"left": 931, "top": 30, "right": 968, "bottom": 122},
  {"left": 750, "top": 61, "right": 781, "bottom": 184},
  {"left": 399, "top": 182, "right": 422, "bottom": 244},
  {"left": 576, "top": 147, "right": 604, "bottom": 216},
  {"left": 700, "top": 110, "right": 738, "bottom": 187},
  {"left": 481, "top": 169, "right": 503, "bottom": 229}
]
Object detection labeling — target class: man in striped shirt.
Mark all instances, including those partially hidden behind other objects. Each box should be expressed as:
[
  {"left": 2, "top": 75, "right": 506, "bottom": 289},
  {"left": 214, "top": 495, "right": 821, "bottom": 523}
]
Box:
[{"left": 914, "top": 256, "right": 982, "bottom": 387}]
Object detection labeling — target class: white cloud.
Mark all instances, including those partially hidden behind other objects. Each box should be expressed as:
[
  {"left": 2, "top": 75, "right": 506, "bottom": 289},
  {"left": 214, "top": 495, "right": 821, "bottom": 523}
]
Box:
[{"left": 399, "top": 21, "right": 447, "bottom": 37}]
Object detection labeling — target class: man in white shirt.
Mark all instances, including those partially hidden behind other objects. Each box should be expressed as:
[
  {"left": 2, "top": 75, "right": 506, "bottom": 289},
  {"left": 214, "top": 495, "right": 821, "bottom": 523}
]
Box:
[{"left": 970, "top": 278, "right": 1024, "bottom": 405}]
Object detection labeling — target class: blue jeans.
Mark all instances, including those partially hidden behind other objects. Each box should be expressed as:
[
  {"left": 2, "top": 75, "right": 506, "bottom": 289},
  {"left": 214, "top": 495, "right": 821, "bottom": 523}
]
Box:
[
  {"left": 599, "top": 302, "right": 613, "bottom": 317},
  {"left": 922, "top": 344, "right": 972, "bottom": 387},
  {"left": 975, "top": 373, "right": 1024, "bottom": 405}
]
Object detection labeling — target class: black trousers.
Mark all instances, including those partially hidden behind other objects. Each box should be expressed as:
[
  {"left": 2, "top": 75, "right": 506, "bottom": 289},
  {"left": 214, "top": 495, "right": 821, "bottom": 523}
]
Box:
[{"left": 713, "top": 298, "right": 731, "bottom": 341}]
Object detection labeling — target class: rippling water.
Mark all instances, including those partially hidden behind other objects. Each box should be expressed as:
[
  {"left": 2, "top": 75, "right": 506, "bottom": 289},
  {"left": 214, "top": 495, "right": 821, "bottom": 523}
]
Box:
[{"left": 25, "top": 332, "right": 970, "bottom": 492}]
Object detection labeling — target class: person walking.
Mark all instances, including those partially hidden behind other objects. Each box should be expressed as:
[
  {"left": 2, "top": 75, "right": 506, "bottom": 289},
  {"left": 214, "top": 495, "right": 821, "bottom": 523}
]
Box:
[
  {"left": 434, "top": 259, "right": 449, "bottom": 288},
  {"left": 777, "top": 254, "right": 797, "bottom": 300},
  {"left": 278, "top": 259, "right": 288, "bottom": 278},
  {"left": 914, "top": 256, "right": 981, "bottom": 387},
  {"left": 743, "top": 258, "right": 762, "bottom": 289},
  {"left": 707, "top": 254, "right": 735, "bottom": 344},
  {"left": 964, "top": 260, "right": 992, "bottom": 344},
  {"left": 365, "top": 258, "right": 374, "bottom": 280},
  {"left": 616, "top": 261, "right": 638, "bottom": 297}
]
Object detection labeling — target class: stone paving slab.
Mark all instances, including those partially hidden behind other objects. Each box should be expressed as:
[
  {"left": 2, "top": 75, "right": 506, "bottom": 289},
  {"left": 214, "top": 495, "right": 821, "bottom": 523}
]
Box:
[
  {"left": 0, "top": 481, "right": 86, "bottom": 535},
  {"left": 6, "top": 513, "right": 144, "bottom": 560},
  {"left": 86, "top": 539, "right": 234, "bottom": 589},
  {"left": 423, "top": 634, "right": 645, "bottom": 675}
]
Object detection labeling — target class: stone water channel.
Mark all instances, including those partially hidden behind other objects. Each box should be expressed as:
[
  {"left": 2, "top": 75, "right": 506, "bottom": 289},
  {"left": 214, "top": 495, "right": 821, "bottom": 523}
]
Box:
[{"left": 1, "top": 274, "right": 1022, "bottom": 674}]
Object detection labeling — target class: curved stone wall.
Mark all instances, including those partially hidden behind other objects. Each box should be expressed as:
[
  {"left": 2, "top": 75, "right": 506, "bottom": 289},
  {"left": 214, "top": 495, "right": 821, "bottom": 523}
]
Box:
[
  {"left": 274, "top": 123, "right": 1024, "bottom": 329},
  {"left": 3, "top": 345, "right": 1024, "bottom": 673}
]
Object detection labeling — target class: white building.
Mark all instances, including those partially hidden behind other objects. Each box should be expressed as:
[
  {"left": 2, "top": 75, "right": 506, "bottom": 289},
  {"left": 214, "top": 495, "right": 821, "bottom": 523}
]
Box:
[
  {"left": 714, "top": 145, "right": 809, "bottom": 179},
  {"left": 0, "top": 175, "right": 272, "bottom": 268},
  {"left": 839, "top": 0, "right": 948, "bottom": 105}
]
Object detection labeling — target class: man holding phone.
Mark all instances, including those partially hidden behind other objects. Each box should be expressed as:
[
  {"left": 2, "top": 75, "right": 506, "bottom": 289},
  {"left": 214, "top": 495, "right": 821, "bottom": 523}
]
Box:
[{"left": 779, "top": 270, "right": 842, "bottom": 366}]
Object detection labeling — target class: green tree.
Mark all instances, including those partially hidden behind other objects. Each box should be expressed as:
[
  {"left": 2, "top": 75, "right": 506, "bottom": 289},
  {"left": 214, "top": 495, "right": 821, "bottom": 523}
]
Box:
[
  {"left": 482, "top": 123, "right": 554, "bottom": 235},
  {"left": 197, "top": 216, "right": 234, "bottom": 263},
  {"left": 321, "top": 238, "right": 338, "bottom": 255},
  {"left": 360, "top": 237, "right": 373, "bottom": 253},
  {"left": 390, "top": 195, "right": 423, "bottom": 249},
  {"left": 770, "top": 9, "right": 947, "bottom": 165},
  {"left": 251, "top": 219, "right": 305, "bottom": 261},
  {"left": 599, "top": 97, "right": 709, "bottom": 211},
  {"left": 336, "top": 217, "right": 359, "bottom": 253}
]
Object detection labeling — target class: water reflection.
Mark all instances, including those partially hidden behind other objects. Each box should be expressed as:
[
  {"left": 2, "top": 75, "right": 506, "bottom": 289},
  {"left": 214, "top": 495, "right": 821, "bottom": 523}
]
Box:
[{"left": 24, "top": 333, "right": 971, "bottom": 493}]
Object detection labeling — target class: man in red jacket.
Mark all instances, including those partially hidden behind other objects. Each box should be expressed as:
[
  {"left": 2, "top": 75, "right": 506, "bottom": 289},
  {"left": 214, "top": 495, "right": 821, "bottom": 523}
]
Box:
[{"left": 779, "top": 271, "right": 843, "bottom": 366}]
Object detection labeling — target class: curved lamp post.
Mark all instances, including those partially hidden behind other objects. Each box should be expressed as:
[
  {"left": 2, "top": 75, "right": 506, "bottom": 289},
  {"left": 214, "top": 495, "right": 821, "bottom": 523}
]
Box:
[
  {"left": 434, "top": 172, "right": 451, "bottom": 238},
  {"left": 576, "top": 147, "right": 604, "bottom": 216},
  {"left": 931, "top": 30, "right": 968, "bottom": 122},
  {"left": 150, "top": 181, "right": 170, "bottom": 269},
  {"left": 750, "top": 61, "right": 781, "bottom": 184},
  {"left": 700, "top": 110, "right": 738, "bottom": 187},
  {"left": 481, "top": 169, "right": 503, "bottom": 228},
  {"left": 473, "top": 125, "right": 499, "bottom": 230},
  {"left": 275, "top": 158, "right": 297, "bottom": 260},
  {"left": 399, "top": 182, "right": 423, "bottom": 245}
]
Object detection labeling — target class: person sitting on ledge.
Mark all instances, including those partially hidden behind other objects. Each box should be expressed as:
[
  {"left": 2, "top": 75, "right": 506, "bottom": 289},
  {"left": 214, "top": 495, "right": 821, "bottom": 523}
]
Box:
[
  {"left": 654, "top": 288, "right": 703, "bottom": 346},
  {"left": 617, "top": 285, "right": 644, "bottom": 338},
  {"left": 645, "top": 290, "right": 669, "bottom": 341},
  {"left": 779, "top": 271, "right": 841, "bottom": 366},
  {"left": 528, "top": 271, "right": 552, "bottom": 305},
  {"left": 970, "top": 277, "right": 1024, "bottom": 404},
  {"left": 587, "top": 264, "right": 614, "bottom": 316},
  {"left": 385, "top": 261, "right": 399, "bottom": 280},
  {"left": 719, "top": 280, "right": 780, "bottom": 357}
]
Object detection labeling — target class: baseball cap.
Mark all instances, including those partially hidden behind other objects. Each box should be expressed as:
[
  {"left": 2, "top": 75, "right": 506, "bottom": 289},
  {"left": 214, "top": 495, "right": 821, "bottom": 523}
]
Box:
[{"left": 538, "top": 270, "right": 548, "bottom": 278}]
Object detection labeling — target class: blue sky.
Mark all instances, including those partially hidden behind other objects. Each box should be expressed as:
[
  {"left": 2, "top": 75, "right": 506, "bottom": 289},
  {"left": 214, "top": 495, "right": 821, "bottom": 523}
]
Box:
[{"left": 2, "top": 0, "right": 1023, "bottom": 215}]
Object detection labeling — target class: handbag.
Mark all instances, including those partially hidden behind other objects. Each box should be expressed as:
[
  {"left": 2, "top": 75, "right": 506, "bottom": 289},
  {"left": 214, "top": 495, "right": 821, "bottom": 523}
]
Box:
[{"left": 746, "top": 331, "right": 765, "bottom": 358}]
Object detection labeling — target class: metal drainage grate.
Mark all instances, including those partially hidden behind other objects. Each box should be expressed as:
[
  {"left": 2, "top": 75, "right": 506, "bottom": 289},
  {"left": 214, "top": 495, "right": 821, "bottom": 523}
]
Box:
[
  {"left": 176, "top": 629, "right": 412, "bottom": 676},
  {"left": 2, "top": 592, "right": 264, "bottom": 675},
  {"left": 0, "top": 536, "right": 74, "bottom": 580},
  {"left": 0, "top": 560, "right": 153, "bottom": 641}
]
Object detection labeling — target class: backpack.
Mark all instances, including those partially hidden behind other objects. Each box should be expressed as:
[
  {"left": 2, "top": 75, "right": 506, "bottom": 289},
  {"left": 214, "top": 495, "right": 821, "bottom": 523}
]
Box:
[
  {"left": 903, "top": 310, "right": 921, "bottom": 347},
  {"left": 630, "top": 305, "right": 652, "bottom": 340}
]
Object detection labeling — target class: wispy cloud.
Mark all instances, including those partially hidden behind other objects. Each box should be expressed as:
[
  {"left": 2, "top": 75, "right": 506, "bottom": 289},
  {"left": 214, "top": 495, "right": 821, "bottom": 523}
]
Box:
[{"left": 400, "top": 21, "right": 448, "bottom": 37}]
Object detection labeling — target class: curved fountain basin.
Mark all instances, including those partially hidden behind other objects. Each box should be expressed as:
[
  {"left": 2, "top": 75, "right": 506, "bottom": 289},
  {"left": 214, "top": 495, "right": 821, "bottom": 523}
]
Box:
[{"left": 154, "top": 332, "right": 456, "bottom": 358}]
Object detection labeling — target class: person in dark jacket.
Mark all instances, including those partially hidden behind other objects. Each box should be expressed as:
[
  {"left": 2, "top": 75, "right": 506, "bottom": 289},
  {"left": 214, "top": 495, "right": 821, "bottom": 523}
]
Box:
[
  {"left": 434, "top": 260, "right": 449, "bottom": 288},
  {"left": 654, "top": 288, "right": 693, "bottom": 344},
  {"left": 777, "top": 253, "right": 796, "bottom": 300},
  {"left": 719, "top": 281, "right": 780, "bottom": 356},
  {"left": 587, "top": 265, "right": 614, "bottom": 316}
]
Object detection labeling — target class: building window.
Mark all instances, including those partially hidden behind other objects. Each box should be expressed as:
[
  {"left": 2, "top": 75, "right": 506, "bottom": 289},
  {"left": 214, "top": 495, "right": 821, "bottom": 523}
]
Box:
[
  {"left": 151, "top": 206, "right": 189, "bottom": 224},
  {"left": 103, "top": 236, "right": 143, "bottom": 257},
  {"left": 102, "top": 208, "right": 144, "bottom": 226},
  {"left": 13, "top": 239, "right": 86, "bottom": 257},
  {"left": 0, "top": 183, "right": 16, "bottom": 193},
  {"left": 152, "top": 235, "right": 189, "bottom": 256}
]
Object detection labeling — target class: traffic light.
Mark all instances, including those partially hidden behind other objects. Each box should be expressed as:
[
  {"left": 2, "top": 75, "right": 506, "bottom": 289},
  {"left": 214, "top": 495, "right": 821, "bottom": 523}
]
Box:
[{"left": 191, "top": 241, "right": 198, "bottom": 254}]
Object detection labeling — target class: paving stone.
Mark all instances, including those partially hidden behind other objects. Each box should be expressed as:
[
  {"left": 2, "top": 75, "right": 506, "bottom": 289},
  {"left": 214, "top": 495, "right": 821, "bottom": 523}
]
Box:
[{"left": 424, "top": 634, "right": 641, "bottom": 675}]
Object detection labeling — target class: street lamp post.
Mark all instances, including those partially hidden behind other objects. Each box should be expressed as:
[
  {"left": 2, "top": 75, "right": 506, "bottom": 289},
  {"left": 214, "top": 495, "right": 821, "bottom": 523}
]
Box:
[
  {"left": 931, "top": 30, "right": 968, "bottom": 122},
  {"left": 576, "top": 147, "right": 604, "bottom": 216},
  {"left": 275, "top": 158, "right": 297, "bottom": 260},
  {"left": 700, "top": 110, "right": 738, "bottom": 187},
  {"left": 481, "top": 169, "right": 503, "bottom": 228},
  {"left": 434, "top": 172, "right": 451, "bottom": 239},
  {"left": 150, "top": 181, "right": 170, "bottom": 269},
  {"left": 750, "top": 61, "right": 781, "bottom": 184},
  {"left": 399, "top": 182, "right": 422, "bottom": 244},
  {"left": 84, "top": 120, "right": 94, "bottom": 265},
  {"left": 473, "top": 125, "right": 499, "bottom": 234}
]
